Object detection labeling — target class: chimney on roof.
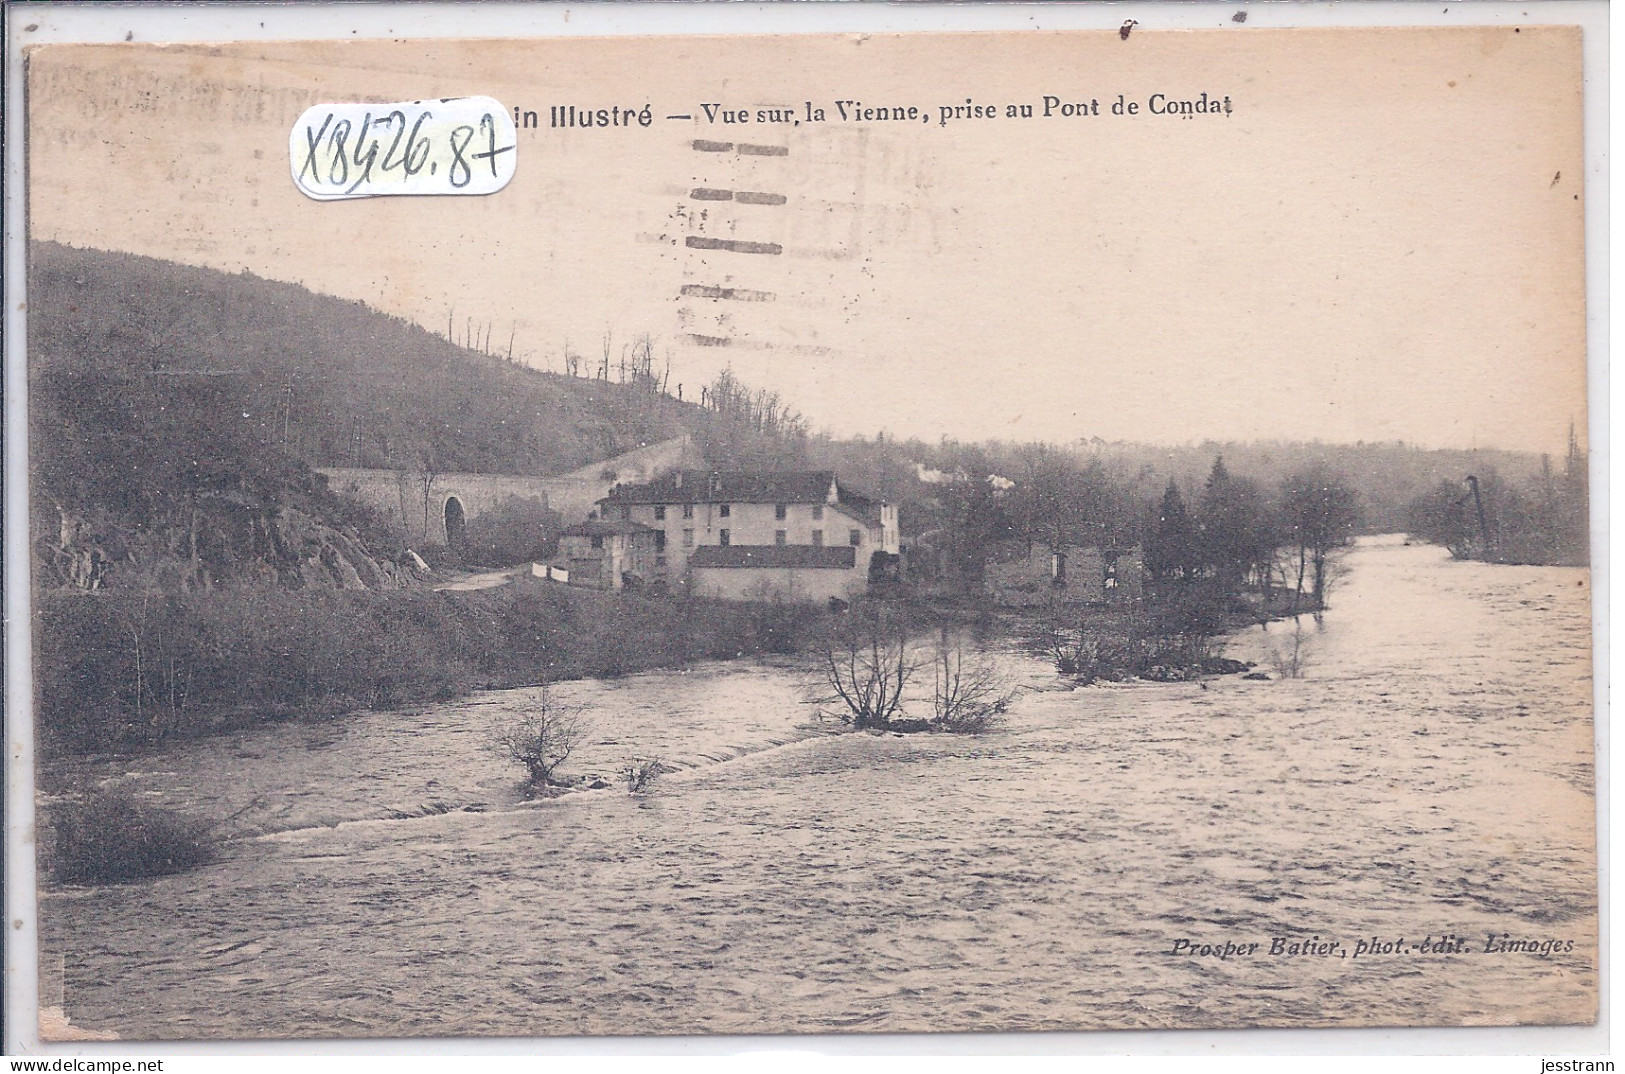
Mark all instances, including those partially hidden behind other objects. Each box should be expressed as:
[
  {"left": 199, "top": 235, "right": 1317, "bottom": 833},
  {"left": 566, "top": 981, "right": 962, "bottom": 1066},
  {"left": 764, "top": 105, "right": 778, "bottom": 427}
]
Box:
[
  {"left": 675, "top": 471, "right": 684, "bottom": 489},
  {"left": 710, "top": 472, "right": 722, "bottom": 496}
]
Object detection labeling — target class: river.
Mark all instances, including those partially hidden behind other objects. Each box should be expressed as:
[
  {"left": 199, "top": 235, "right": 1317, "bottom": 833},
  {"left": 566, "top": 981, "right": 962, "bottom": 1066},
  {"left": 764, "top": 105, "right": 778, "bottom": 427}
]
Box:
[{"left": 36, "top": 536, "right": 1596, "bottom": 1039}]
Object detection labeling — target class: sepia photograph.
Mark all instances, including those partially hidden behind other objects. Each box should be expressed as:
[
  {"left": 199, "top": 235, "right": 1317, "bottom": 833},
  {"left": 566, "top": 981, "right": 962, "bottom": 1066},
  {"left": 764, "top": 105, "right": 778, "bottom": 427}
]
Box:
[{"left": 9, "top": 9, "right": 1601, "bottom": 1047}]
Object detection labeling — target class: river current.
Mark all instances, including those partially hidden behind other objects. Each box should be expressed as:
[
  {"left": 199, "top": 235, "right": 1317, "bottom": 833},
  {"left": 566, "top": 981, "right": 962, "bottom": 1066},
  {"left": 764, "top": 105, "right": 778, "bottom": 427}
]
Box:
[{"left": 37, "top": 537, "right": 1597, "bottom": 1039}]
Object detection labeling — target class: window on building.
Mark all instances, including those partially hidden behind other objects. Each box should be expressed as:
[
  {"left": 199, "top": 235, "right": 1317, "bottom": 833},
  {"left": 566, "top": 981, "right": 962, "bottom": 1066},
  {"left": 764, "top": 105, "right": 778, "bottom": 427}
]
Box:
[
  {"left": 591, "top": 535, "right": 604, "bottom": 550},
  {"left": 654, "top": 531, "right": 666, "bottom": 552},
  {"left": 811, "top": 530, "right": 823, "bottom": 547},
  {"left": 775, "top": 530, "right": 787, "bottom": 545},
  {"left": 682, "top": 528, "right": 694, "bottom": 548},
  {"left": 812, "top": 504, "right": 823, "bottom": 521},
  {"left": 618, "top": 505, "right": 631, "bottom": 521},
  {"left": 654, "top": 505, "right": 666, "bottom": 521},
  {"left": 719, "top": 504, "right": 731, "bottom": 518},
  {"left": 774, "top": 504, "right": 787, "bottom": 520},
  {"left": 719, "top": 529, "right": 731, "bottom": 546},
  {"left": 849, "top": 529, "right": 861, "bottom": 547},
  {"left": 683, "top": 504, "right": 694, "bottom": 519}
]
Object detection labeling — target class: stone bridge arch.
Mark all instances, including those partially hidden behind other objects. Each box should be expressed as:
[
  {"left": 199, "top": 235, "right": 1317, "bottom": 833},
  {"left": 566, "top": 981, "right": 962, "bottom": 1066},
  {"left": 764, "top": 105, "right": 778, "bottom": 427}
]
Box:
[
  {"left": 317, "top": 434, "right": 700, "bottom": 548},
  {"left": 442, "top": 494, "right": 467, "bottom": 546}
]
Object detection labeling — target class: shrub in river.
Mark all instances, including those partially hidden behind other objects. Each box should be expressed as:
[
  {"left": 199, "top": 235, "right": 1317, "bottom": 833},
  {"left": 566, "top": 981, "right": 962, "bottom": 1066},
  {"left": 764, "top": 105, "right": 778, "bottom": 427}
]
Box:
[
  {"left": 620, "top": 756, "right": 669, "bottom": 795},
  {"left": 806, "top": 603, "right": 916, "bottom": 730},
  {"left": 930, "top": 631, "right": 1015, "bottom": 734},
  {"left": 50, "top": 787, "right": 216, "bottom": 885},
  {"left": 1031, "top": 594, "right": 1239, "bottom": 684},
  {"left": 493, "top": 680, "right": 591, "bottom": 788}
]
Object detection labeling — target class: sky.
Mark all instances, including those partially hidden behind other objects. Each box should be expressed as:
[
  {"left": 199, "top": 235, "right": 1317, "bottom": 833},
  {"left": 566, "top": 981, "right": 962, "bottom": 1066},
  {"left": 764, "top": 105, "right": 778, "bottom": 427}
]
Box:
[{"left": 26, "top": 27, "right": 1588, "bottom": 455}]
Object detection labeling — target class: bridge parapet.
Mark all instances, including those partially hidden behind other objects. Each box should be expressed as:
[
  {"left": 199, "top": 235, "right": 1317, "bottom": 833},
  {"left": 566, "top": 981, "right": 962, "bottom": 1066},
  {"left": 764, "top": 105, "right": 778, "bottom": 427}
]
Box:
[{"left": 317, "top": 434, "right": 699, "bottom": 547}]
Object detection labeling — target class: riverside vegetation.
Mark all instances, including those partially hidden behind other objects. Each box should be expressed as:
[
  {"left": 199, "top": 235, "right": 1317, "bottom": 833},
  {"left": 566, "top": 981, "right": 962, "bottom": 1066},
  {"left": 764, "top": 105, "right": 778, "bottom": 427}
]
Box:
[
  {"left": 50, "top": 786, "right": 216, "bottom": 885},
  {"left": 37, "top": 585, "right": 824, "bottom": 756}
]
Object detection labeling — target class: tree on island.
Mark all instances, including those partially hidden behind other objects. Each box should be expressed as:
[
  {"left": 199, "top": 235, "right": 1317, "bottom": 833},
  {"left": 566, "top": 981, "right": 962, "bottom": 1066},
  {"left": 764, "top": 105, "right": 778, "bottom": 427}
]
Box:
[
  {"left": 1196, "top": 456, "right": 1275, "bottom": 599},
  {"left": 929, "top": 627, "right": 1015, "bottom": 734},
  {"left": 1144, "top": 479, "right": 1199, "bottom": 589},
  {"left": 1007, "top": 447, "right": 1130, "bottom": 554},
  {"left": 1279, "top": 466, "right": 1359, "bottom": 609}
]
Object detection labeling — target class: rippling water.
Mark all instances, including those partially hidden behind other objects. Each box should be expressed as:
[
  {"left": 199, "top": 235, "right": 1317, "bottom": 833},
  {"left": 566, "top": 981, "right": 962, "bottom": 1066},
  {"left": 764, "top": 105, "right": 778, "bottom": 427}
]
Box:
[{"left": 38, "top": 537, "right": 1596, "bottom": 1039}]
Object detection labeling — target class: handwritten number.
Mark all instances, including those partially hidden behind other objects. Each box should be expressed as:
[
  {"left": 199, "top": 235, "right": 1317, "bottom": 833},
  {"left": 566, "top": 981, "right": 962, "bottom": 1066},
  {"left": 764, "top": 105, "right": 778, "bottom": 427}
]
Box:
[
  {"left": 300, "top": 105, "right": 509, "bottom": 194},
  {"left": 403, "top": 111, "right": 433, "bottom": 176},
  {"left": 344, "top": 113, "right": 383, "bottom": 195},
  {"left": 472, "top": 113, "right": 515, "bottom": 178},
  {"left": 378, "top": 110, "right": 408, "bottom": 175},
  {"left": 327, "top": 120, "right": 352, "bottom": 186},
  {"left": 448, "top": 124, "right": 474, "bottom": 188}
]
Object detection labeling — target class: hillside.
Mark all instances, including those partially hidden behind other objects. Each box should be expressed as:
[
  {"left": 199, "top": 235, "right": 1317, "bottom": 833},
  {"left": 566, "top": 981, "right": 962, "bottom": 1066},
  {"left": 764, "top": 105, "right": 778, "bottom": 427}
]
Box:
[{"left": 29, "top": 242, "right": 705, "bottom": 477}]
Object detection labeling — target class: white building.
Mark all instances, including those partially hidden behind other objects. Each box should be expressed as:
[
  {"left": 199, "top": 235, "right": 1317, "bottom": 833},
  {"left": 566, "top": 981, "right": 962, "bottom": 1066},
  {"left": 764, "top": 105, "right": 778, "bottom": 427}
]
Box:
[{"left": 596, "top": 470, "right": 901, "bottom": 601}]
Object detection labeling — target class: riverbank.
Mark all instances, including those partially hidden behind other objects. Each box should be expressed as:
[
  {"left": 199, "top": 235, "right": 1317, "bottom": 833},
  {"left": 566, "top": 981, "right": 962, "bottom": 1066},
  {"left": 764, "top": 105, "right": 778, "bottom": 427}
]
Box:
[
  {"left": 35, "top": 584, "right": 822, "bottom": 757},
  {"left": 38, "top": 568, "right": 1328, "bottom": 758}
]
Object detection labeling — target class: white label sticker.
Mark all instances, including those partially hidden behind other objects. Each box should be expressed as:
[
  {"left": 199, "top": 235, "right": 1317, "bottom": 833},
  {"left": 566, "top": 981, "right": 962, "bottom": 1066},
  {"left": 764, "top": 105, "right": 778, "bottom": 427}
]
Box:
[{"left": 290, "top": 97, "right": 516, "bottom": 200}]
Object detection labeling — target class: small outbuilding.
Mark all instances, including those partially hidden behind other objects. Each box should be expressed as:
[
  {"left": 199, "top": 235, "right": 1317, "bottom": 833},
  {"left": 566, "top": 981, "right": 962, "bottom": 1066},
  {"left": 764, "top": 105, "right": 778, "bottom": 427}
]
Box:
[
  {"left": 985, "top": 543, "right": 1144, "bottom": 606},
  {"left": 555, "top": 519, "right": 658, "bottom": 591}
]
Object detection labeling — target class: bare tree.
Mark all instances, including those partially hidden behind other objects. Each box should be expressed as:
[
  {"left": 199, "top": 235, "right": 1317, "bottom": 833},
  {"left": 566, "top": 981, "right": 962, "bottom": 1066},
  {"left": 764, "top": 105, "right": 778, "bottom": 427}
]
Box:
[
  {"left": 930, "top": 628, "right": 1015, "bottom": 734},
  {"left": 493, "top": 679, "right": 591, "bottom": 787},
  {"left": 1279, "top": 466, "right": 1359, "bottom": 609},
  {"left": 809, "top": 607, "right": 916, "bottom": 730},
  {"left": 1033, "top": 596, "right": 1099, "bottom": 679},
  {"left": 1008, "top": 444, "right": 1125, "bottom": 555},
  {"left": 626, "top": 333, "right": 661, "bottom": 392},
  {"left": 415, "top": 442, "right": 441, "bottom": 541},
  {"left": 1266, "top": 616, "right": 1314, "bottom": 679}
]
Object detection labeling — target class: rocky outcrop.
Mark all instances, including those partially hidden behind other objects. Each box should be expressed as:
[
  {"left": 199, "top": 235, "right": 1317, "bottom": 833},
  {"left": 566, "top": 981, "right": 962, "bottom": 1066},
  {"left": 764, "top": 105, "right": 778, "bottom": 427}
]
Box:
[
  {"left": 35, "top": 498, "right": 417, "bottom": 593},
  {"left": 261, "top": 505, "right": 414, "bottom": 590}
]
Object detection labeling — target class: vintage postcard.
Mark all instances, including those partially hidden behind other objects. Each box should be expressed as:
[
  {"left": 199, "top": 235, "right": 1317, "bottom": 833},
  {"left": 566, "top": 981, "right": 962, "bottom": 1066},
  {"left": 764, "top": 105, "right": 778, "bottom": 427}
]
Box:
[{"left": 17, "top": 19, "right": 1596, "bottom": 1043}]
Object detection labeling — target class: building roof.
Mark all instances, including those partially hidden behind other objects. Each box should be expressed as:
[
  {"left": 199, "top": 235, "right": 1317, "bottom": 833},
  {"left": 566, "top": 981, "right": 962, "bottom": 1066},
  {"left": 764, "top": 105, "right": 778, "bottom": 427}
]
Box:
[
  {"left": 603, "top": 470, "right": 837, "bottom": 505},
  {"left": 600, "top": 470, "right": 886, "bottom": 525},
  {"left": 689, "top": 545, "right": 858, "bottom": 570},
  {"left": 561, "top": 518, "right": 656, "bottom": 537},
  {"left": 834, "top": 487, "right": 883, "bottom": 527}
]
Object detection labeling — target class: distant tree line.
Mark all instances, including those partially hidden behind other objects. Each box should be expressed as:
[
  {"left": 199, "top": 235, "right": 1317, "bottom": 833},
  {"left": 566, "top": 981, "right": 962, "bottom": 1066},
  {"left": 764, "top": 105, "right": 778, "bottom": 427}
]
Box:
[{"left": 1404, "top": 433, "right": 1588, "bottom": 566}]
